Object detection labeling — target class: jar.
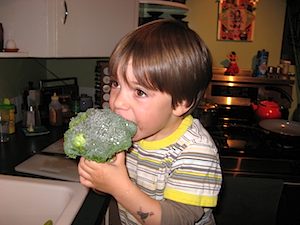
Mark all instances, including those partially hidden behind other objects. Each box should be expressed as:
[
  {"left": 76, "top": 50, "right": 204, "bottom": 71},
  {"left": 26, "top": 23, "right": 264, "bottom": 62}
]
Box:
[
  {"left": 280, "top": 60, "right": 291, "bottom": 75},
  {"left": 49, "top": 93, "right": 63, "bottom": 126}
]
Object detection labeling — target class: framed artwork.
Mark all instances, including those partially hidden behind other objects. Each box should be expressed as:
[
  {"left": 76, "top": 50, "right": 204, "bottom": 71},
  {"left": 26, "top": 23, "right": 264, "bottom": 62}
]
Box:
[{"left": 217, "top": 0, "right": 257, "bottom": 41}]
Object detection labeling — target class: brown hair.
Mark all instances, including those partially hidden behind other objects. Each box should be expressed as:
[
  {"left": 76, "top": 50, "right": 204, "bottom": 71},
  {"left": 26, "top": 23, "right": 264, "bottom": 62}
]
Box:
[{"left": 109, "top": 19, "right": 212, "bottom": 115}]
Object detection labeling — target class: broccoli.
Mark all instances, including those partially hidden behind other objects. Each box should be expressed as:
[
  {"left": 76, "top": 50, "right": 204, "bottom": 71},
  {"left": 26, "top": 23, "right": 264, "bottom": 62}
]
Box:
[{"left": 64, "top": 108, "right": 136, "bottom": 163}]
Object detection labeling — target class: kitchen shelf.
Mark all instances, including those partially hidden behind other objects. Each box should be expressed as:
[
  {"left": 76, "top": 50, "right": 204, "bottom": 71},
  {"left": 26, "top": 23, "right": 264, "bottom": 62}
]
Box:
[
  {"left": 0, "top": 52, "right": 29, "bottom": 58},
  {"left": 139, "top": 0, "right": 188, "bottom": 10},
  {"left": 139, "top": 0, "right": 188, "bottom": 25}
]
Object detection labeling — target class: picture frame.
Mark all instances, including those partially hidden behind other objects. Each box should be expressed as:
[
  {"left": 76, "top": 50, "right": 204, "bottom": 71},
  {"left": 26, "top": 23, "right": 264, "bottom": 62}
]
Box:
[{"left": 217, "top": 0, "right": 257, "bottom": 41}]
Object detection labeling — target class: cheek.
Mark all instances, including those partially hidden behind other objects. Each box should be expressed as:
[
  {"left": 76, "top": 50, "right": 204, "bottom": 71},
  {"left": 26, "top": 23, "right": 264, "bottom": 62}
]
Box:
[
  {"left": 108, "top": 91, "right": 116, "bottom": 109},
  {"left": 132, "top": 110, "right": 166, "bottom": 138}
]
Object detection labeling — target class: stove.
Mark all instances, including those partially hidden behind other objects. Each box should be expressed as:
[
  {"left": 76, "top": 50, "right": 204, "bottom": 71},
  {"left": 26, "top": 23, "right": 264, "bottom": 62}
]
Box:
[
  {"left": 208, "top": 121, "right": 300, "bottom": 159},
  {"left": 199, "top": 73, "right": 300, "bottom": 182}
]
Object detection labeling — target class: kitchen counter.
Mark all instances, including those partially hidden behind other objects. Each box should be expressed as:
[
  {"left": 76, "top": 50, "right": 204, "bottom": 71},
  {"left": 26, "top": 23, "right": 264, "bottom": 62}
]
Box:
[
  {"left": 3, "top": 123, "right": 299, "bottom": 224},
  {"left": 0, "top": 123, "right": 110, "bottom": 225}
]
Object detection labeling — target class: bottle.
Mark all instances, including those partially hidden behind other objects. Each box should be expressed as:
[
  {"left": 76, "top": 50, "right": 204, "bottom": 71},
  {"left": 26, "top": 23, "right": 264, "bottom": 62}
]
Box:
[
  {"left": 49, "top": 93, "right": 63, "bottom": 126},
  {"left": 26, "top": 106, "right": 35, "bottom": 132},
  {"left": 253, "top": 49, "right": 269, "bottom": 77},
  {"left": 0, "top": 23, "right": 3, "bottom": 51}
]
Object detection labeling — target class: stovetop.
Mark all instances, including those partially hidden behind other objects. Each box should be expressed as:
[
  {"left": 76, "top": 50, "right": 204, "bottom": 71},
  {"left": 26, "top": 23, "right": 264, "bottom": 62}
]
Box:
[
  {"left": 206, "top": 122, "right": 300, "bottom": 182},
  {"left": 207, "top": 123, "right": 300, "bottom": 160}
]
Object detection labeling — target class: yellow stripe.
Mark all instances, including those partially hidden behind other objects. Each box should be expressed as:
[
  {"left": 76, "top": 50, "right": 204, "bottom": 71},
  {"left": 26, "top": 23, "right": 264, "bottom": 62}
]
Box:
[
  {"left": 138, "top": 115, "right": 193, "bottom": 150},
  {"left": 130, "top": 150, "right": 161, "bottom": 164},
  {"left": 164, "top": 187, "right": 218, "bottom": 207}
]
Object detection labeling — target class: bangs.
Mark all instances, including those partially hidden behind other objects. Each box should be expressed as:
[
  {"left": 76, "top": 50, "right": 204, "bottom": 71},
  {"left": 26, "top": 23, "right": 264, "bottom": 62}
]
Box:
[{"left": 109, "top": 34, "right": 168, "bottom": 92}]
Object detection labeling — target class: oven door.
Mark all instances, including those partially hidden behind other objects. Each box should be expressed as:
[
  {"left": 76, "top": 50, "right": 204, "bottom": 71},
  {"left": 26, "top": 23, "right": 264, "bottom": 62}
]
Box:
[{"left": 204, "top": 81, "right": 259, "bottom": 106}]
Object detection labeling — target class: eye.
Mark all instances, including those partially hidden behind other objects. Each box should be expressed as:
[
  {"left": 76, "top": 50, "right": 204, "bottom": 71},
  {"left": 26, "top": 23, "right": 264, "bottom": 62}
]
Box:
[
  {"left": 136, "top": 88, "right": 147, "bottom": 97},
  {"left": 110, "top": 79, "right": 120, "bottom": 89}
]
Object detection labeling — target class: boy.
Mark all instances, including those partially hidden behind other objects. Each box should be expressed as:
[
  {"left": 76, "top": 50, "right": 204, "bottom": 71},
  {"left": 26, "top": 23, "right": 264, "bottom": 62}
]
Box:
[{"left": 78, "top": 19, "right": 222, "bottom": 225}]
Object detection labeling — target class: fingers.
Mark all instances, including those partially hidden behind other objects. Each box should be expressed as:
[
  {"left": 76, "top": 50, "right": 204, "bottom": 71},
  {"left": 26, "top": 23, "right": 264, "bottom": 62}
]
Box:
[
  {"left": 78, "top": 157, "right": 93, "bottom": 180},
  {"left": 79, "top": 175, "right": 95, "bottom": 188},
  {"left": 78, "top": 158, "right": 96, "bottom": 188}
]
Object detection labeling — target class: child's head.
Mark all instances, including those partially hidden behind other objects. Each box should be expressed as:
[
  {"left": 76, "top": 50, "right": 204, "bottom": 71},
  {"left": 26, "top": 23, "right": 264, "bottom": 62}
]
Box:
[{"left": 109, "top": 19, "right": 212, "bottom": 115}]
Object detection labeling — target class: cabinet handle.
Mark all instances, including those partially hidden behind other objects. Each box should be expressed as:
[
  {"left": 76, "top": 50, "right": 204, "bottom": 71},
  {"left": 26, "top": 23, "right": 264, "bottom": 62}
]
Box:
[{"left": 63, "top": 0, "right": 68, "bottom": 24}]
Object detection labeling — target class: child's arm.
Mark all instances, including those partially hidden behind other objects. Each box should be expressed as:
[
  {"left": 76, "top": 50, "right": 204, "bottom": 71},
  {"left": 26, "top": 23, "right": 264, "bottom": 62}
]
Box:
[
  {"left": 78, "top": 152, "right": 162, "bottom": 225},
  {"left": 160, "top": 200, "right": 205, "bottom": 225}
]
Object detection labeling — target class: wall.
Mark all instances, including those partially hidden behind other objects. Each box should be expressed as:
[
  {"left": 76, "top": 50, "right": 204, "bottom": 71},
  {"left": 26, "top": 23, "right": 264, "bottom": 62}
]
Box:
[
  {"left": 186, "top": 0, "right": 287, "bottom": 70},
  {"left": 45, "top": 59, "right": 98, "bottom": 88},
  {"left": 0, "top": 0, "right": 297, "bottom": 117},
  {"left": 45, "top": 58, "right": 100, "bottom": 101},
  {"left": 186, "top": 0, "right": 299, "bottom": 115},
  {"left": 0, "top": 58, "right": 46, "bottom": 98}
]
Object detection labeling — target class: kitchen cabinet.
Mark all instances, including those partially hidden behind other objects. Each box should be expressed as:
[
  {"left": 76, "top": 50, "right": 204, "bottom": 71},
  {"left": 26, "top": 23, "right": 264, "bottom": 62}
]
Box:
[{"left": 0, "top": 0, "right": 138, "bottom": 57}]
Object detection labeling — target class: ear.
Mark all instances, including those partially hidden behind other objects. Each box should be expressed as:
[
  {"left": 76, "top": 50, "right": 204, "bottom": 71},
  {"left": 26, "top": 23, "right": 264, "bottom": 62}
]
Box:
[{"left": 172, "top": 100, "right": 191, "bottom": 117}]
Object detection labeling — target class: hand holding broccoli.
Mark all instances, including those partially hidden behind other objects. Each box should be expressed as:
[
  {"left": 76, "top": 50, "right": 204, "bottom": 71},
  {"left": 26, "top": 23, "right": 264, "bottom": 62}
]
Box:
[{"left": 64, "top": 108, "right": 136, "bottom": 162}]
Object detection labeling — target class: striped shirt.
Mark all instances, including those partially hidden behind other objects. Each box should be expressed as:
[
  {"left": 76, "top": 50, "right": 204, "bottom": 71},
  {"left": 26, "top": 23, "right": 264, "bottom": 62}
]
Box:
[{"left": 119, "top": 115, "right": 222, "bottom": 225}]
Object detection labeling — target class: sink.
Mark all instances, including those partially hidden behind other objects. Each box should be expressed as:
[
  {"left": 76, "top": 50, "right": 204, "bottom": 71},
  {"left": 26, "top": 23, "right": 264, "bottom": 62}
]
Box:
[{"left": 0, "top": 174, "right": 89, "bottom": 225}]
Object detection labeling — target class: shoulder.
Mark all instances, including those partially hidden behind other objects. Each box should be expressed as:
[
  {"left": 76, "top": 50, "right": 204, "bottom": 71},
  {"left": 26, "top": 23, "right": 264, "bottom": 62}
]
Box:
[{"left": 180, "top": 118, "right": 217, "bottom": 151}]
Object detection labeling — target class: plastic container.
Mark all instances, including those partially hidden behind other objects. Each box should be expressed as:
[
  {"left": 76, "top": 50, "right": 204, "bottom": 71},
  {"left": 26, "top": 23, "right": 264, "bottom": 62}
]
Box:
[
  {"left": 0, "top": 101, "right": 15, "bottom": 134},
  {"left": 49, "top": 93, "right": 63, "bottom": 126}
]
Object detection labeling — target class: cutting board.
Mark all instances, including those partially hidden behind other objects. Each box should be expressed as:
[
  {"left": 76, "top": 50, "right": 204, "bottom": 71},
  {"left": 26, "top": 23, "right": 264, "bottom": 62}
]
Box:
[
  {"left": 15, "top": 154, "right": 79, "bottom": 182},
  {"left": 41, "top": 138, "right": 64, "bottom": 154}
]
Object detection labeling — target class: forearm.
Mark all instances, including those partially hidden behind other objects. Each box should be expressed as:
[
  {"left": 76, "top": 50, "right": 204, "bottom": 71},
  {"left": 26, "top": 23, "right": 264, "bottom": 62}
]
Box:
[{"left": 112, "top": 180, "right": 161, "bottom": 225}]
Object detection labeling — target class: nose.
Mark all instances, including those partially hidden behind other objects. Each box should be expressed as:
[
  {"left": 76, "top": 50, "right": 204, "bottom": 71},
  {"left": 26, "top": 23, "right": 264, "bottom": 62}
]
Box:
[{"left": 109, "top": 89, "right": 129, "bottom": 110}]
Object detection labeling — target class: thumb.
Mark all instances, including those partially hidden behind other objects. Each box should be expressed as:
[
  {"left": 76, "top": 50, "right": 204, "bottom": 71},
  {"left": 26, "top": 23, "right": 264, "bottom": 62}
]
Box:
[{"left": 111, "top": 151, "right": 125, "bottom": 164}]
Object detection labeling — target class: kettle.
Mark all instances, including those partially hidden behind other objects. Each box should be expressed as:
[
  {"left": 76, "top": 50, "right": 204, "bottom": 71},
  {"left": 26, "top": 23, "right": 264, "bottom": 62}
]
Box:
[
  {"left": 79, "top": 94, "right": 93, "bottom": 112},
  {"left": 251, "top": 99, "right": 282, "bottom": 120}
]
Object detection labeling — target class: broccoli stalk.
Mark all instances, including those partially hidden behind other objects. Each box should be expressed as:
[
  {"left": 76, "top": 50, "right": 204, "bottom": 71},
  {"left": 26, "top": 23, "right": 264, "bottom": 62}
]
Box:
[{"left": 64, "top": 108, "right": 136, "bottom": 163}]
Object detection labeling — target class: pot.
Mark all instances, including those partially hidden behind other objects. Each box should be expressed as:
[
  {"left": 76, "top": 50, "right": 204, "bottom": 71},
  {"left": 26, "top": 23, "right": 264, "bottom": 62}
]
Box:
[
  {"left": 193, "top": 102, "right": 218, "bottom": 127},
  {"left": 251, "top": 100, "right": 282, "bottom": 120},
  {"left": 259, "top": 119, "right": 300, "bottom": 146}
]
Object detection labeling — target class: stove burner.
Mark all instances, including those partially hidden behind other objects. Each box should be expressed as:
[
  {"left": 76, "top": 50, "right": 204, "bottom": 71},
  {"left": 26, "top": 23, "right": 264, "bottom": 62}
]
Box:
[{"left": 207, "top": 123, "right": 300, "bottom": 159}]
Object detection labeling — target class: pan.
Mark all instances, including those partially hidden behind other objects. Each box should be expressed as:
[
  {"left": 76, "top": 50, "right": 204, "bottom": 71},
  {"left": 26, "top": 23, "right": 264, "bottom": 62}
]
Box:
[
  {"left": 259, "top": 119, "right": 300, "bottom": 137},
  {"left": 193, "top": 102, "right": 218, "bottom": 128}
]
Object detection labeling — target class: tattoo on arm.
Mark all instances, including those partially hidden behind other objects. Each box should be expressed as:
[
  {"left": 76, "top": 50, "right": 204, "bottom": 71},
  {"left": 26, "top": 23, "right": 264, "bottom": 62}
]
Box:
[{"left": 137, "top": 208, "right": 154, "bottom": 223}]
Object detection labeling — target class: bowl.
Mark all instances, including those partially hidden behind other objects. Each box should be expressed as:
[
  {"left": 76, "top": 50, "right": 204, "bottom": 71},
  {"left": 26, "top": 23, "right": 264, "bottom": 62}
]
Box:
[
  {"left": 4, "top": 48, "right": 19, "bottom": 52},
  {"left": 147, "top": 11, "right": 163, "bottom": 19}
]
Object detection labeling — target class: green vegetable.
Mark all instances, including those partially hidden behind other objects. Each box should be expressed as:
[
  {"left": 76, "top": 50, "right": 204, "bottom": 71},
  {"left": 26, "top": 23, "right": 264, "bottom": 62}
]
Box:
[
  {"left": 64, "top": 108, "right": 136, "bottom": 162},
  {"left": 43, "top": 220, "right": 53, "bottom": 225}
]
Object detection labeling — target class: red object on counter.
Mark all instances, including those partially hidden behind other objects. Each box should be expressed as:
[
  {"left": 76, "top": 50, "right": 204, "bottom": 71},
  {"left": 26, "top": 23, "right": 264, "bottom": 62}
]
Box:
[
  {"left": 224, "top": 51, "right": 239, "bottom": 75},
  {"left": 251, "top": 100, "right": 282, "bottom": 120}
]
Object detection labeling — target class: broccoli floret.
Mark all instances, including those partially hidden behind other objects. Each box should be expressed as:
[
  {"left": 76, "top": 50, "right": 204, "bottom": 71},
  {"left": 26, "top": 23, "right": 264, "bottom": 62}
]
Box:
[{"left": 64, "top": 108, "right": 136, "bottom": 162}]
